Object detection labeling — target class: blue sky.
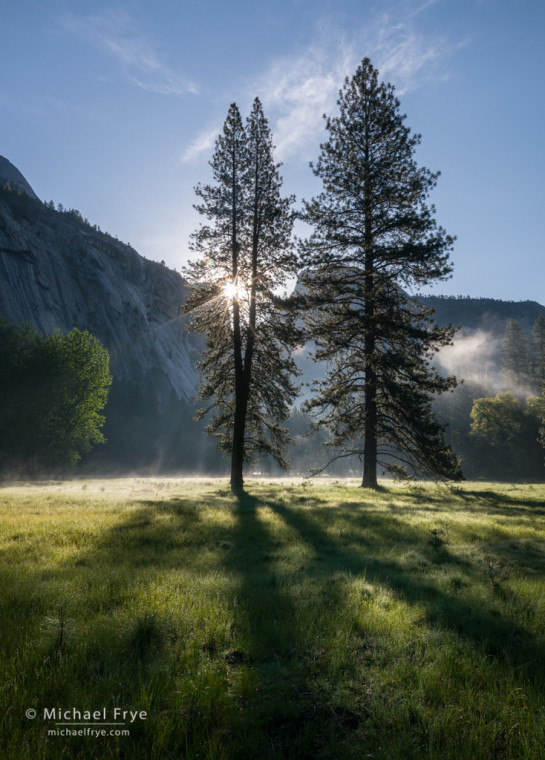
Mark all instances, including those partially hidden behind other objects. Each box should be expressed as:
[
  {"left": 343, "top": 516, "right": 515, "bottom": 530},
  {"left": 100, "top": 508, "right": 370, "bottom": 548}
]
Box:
[{"left": 2, "top": 0, "right": 544, "bottom": 302}]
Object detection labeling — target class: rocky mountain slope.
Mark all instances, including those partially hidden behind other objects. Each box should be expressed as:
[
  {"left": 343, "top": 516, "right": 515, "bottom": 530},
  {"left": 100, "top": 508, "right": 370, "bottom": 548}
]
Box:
[
  {"left": 0, "top": 159, "right": 200, "bottom": 408},
  {"left": 0, "top": 156, "right": 38, "bottom": 199}
]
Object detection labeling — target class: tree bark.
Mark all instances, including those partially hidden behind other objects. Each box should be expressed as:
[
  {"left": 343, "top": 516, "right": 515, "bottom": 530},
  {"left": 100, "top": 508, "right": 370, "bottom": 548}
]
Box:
[
  {"left": 361, "top": 118, "right": 379, "bottom": 490},
  {"left": 230, "top": 145, "right": 245, "bottom": 490},
  {"left": 362, "top": 368, "right": 378, "bottom": 488},
  {"left": 230, "top": 396, "right": 246, "bottom": 489}
]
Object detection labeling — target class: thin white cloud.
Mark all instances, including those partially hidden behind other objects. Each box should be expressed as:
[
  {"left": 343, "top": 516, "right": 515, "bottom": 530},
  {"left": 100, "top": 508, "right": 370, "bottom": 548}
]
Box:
[
  {"left": 180, "top": 126, "right": 221, "bottom": 164},
  {"left": 256, "top": 39, "right": 357, "bottom": 162},
  {"left": 408, "top": 0, "right": 440, "bottom": 19},
  {"left": 63, "top": 11, "right": 198, "bottom": 97},
  {"left": 180, "top": 2, "right": 457, "bottom": 169},
  {"left": 372, "top": 12, "right": 447, "bottom": 95},
  {"left": 252, "top": 2, "right": 455, "bottom": 163}
]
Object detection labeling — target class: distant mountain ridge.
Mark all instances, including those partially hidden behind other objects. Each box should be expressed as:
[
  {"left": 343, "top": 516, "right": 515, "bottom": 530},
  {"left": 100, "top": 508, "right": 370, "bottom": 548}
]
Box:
[{"left": 418, "top": 295, "right": 545, "bottom": 336}]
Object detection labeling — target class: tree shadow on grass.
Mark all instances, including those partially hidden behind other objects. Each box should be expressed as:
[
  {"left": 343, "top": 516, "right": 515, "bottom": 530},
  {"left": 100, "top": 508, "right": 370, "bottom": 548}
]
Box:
[
  {"left": 264, "top": 495, "right": 545, "bottom": 683},
  {"left": 446, "top": 488, "right": 545, "bottom": 516},
  {"left": 22, "top": 488, "right": 361, "bottom": 756},
  {"left": 10, "top": 486, "right": 544, "bottom": 679},
  {"left": 217, "top": 486, "right": 545, "bottom": 756},
  {"left": 224, "top": 487, "right": 361, "bottom": 757},
  {"left": 6, "top": 484, "right": 545, "bottom": 759},
  {"left": 226, "top": 487, "right": 299, "bottom": 660}
]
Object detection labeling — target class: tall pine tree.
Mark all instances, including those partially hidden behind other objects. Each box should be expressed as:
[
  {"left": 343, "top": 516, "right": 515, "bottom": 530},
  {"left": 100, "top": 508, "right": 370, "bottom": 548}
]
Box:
[
  {"left": 183, "top": 99, "right": 301, "bottom": 489},
  {"left": 300, "top": 58, "right": 461, "bottom": 488},
  {"left": 529, "top": 314, "right": 545, "bottom": 393},
  {"left": 501, "top": 319, "right": 528, "bottom": 392}
]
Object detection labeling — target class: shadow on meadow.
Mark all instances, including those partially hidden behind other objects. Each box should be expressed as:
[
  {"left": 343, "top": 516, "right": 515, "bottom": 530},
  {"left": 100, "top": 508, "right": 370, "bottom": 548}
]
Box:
[
  {"left": 265, "top": 496, "right": 541, "bottom": 666},
  {"left": 7, "top": 484, "right": 545, "bottom": 758},
  {"left": 398, "top": 486, "right": 545, "bottom": 518},
  {"left": 69, "top": 485, "right": 545, "bottom": 682}
]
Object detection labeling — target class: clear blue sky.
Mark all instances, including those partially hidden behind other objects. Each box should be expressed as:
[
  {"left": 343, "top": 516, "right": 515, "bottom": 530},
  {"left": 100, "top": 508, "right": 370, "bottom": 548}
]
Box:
[{"left": 2, "top": 0, "right": 544, "bottom": 302}]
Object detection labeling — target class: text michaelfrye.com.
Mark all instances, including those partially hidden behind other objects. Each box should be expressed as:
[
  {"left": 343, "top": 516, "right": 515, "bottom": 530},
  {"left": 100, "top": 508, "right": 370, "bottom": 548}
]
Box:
[{"left": 25, "top": 706, "right": 147, "bottom": 738}]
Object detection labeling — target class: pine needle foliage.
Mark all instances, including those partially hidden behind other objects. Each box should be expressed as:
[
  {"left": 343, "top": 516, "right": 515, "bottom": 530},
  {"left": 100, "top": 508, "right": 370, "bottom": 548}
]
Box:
[
  {"left": 299, "top": 58, "right": 462, "bottom": 488},
  {"left": 183, "top": 99, "right": 301, "bottom": 488},
  {"left": 501, "top": 319, "right": 529, "bottom": 391},
  {"left": 529, "top": 314, "right": 545, "bottom": 393}
]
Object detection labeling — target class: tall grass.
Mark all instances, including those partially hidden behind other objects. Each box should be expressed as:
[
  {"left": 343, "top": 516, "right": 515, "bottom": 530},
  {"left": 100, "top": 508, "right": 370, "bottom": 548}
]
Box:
[{"left": 0, "top": 478, "right": 544, "bottom": 758}]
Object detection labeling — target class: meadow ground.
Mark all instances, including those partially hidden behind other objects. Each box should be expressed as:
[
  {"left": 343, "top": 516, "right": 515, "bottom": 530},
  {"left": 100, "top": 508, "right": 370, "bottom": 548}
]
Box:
[{"left": 0, "top": 477, "right": 544, "bottom": 759}]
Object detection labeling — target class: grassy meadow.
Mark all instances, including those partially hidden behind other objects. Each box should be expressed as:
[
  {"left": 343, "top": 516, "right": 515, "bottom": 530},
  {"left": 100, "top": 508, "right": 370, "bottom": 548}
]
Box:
[{"left": 0, "top": 477, "right": 544, "bottom": 759}]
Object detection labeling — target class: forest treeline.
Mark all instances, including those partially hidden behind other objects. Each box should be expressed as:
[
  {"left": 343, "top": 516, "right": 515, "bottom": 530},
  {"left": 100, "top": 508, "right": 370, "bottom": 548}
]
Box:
[{"left": 1, "top": 312, "right": 544, "bottom": 482}]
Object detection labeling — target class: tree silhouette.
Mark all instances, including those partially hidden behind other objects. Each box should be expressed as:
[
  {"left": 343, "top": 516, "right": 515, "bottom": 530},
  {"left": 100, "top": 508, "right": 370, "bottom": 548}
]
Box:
[
  {"left": 184, "top": 100, "right": 301, "bottom": 489},
  {"left": 300, "top": 58, "right": 461, "bottom": 488}
]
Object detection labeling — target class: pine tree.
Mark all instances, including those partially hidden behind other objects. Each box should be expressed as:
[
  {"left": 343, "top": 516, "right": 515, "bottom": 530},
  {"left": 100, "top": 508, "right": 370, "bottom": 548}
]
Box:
[
  {"left": 183, "top": 99, "right": 301, "bottom": 489},
  {"left": 300, "top": 58, "right": 461, "bottom": 489},
  {"left": 501, "top": 319, "right": 528, "bottom": 392},
  {"left": 529, "top": 314, "right": 545, "bottom": 393}
]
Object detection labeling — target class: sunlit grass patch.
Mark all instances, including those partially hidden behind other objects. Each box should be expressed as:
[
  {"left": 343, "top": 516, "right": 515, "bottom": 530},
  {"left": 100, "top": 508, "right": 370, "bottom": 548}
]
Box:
[{"left": 0, "top": 478, "right": 544, "bottom": 758}]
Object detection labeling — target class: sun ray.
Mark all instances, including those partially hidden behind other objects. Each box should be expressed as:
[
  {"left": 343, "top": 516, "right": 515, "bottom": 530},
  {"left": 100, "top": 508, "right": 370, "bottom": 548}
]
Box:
[{"left": 220, "top": 278, "right": 239, "bottom": 302}]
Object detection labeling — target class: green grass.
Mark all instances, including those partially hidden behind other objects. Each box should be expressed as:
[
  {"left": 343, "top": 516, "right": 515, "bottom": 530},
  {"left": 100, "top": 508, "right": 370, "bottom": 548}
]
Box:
[{"left": 1, "top": 477, "right": 545, "bottom": 759}]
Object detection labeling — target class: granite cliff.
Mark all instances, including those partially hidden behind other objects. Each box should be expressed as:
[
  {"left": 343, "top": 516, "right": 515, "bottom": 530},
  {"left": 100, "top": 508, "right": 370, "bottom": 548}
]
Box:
[
  {"left": 0, "top": 158, "right": 200, "bottom": 408},
  {"left": 0, "top": 156, "right": 38, "bottom": 199}
]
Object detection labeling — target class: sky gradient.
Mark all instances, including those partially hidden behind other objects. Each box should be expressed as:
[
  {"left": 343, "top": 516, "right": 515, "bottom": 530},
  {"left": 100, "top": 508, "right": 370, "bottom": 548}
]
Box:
[{"left": 2, "top": 0, "right": 544, "bottom": 302}]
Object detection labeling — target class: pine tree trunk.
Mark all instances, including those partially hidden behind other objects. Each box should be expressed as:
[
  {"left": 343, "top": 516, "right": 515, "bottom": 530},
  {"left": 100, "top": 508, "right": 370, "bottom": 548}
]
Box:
[
  {"left": 230, "top": 160, "right": 244, "bottom": 492},
  {"left": 230, "top": 399, "right": 245, "bottom": 489},
  {"left": 362, "top": 177, "right": 378, "bottom": 489},
  {"left": 231, "top": 149, "right": 259, "bottom": 493},
  {"left": 231, "top": 297, "right": 246, "bottom": 490},
  {"left": 362, "top": 371, "right": 378, "bottom": 488}
]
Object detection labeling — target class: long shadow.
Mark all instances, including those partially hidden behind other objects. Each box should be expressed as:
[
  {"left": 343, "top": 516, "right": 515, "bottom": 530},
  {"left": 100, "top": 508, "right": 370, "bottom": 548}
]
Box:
[
  {"left": 197, "top": 486, "right": 364, "bottom": 757},
  {"left": 6, "top": 484, "right": 545, "bottom": 758},
  {"left": 265, "top": 496, "right": 545, "bottom": 682},
  {"left": 449, "top": 488, "right": 545, "bottom": 515},
  {"left": 226, "top": 487, "right": 300, "bottom": 661},
  {"left": 44, "top": 488, "right": 353, "bottom": 754},
  {"left": 9, "top": 487, "right": 543, "bottom": 672},
  {"left": 397, "top": 487, "right": 545, "bottom": 522}
]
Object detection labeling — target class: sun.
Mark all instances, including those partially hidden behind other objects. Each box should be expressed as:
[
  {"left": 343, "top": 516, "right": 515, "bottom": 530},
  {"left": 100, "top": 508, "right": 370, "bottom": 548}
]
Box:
[{"left": 220, "top": 278, "right": 239, "bottom": 302}]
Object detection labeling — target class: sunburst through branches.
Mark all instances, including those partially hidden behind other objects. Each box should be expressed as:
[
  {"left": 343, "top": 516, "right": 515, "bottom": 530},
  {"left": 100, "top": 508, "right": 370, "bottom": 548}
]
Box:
[{"left": 219, "top": 278, "right": 239, "bottom": 303}]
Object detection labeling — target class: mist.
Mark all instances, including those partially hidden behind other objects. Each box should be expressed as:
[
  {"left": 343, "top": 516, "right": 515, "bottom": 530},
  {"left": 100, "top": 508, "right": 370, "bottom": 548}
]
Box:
[{"left": 435, "top": 329, "right": 501, "bottom": 390}]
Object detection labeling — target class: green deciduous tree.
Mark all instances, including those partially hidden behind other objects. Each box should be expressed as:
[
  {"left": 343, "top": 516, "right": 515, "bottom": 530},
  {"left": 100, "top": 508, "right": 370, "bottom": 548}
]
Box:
[
  {"left": 300, "top": 58, "right": 461, "bottom": 488},
  {"left": 183, "top": 99, "right": 301, "bottom": 489},
  {"left": 0, "top": 320, "right": 111, "bottom": 472},
  {"left": 470, "top": 393, "right": 545, "bottom": 481}
]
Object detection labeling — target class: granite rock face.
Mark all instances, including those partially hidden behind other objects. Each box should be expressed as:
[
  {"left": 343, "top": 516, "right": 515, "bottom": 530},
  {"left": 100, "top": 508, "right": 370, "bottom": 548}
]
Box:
[
  {"left": 0, "top": 163, "right": 200, "bottom": 407},
  {"left": 0, "top": 156, "right": 38, "bottom": 199}
]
